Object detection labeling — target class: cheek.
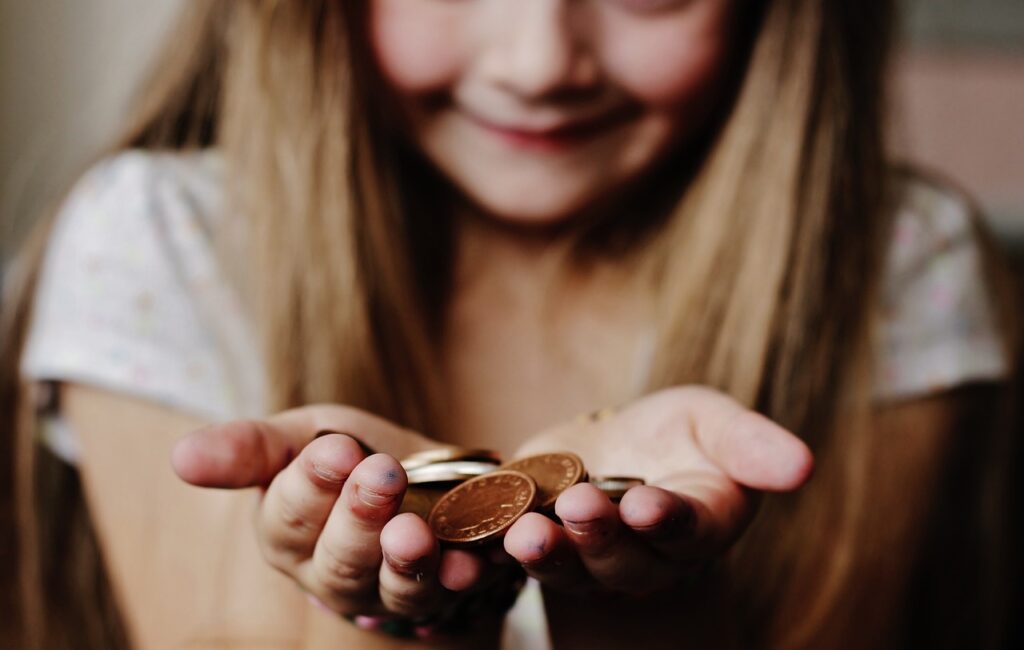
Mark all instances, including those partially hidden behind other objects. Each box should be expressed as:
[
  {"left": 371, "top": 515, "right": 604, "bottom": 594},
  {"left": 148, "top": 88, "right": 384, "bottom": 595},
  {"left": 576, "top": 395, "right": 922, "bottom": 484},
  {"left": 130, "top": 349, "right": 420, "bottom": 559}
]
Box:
[
  {"left": 370, "top": 0, "right": 464, "bottom": 92},
  {"left": 597, "top": 6, "right": 735, "bottom": 109},
  {"left": 611, "top": 42, "right": 726, "bottom": 109}
]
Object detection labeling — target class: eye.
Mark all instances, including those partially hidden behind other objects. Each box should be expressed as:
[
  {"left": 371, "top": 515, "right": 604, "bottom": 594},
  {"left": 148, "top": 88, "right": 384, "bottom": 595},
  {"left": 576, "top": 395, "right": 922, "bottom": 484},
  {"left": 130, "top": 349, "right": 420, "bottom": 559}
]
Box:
[{"left": 607, "top": 0, "right": 689, "bottom": 14}]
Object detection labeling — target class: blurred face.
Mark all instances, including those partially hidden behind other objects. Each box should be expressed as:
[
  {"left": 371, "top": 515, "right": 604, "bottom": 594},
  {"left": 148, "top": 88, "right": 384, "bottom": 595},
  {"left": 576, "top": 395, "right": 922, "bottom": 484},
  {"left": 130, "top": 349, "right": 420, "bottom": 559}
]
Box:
[{"left": 370, "top": 0, "right": 739, "bottom": 225}]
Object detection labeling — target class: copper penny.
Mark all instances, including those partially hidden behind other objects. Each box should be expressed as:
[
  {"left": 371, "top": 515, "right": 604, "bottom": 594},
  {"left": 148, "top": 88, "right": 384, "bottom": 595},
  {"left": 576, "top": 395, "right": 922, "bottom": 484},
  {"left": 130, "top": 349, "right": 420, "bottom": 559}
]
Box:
[
  {"left": 428, "top": 470, "right": 537, "bottom": 546},
  {"left": 399, "top": 486, "right": 450, "bottom": 520},
  {"left": 501, "top": 452, "right": 587, "bottom": 511}
]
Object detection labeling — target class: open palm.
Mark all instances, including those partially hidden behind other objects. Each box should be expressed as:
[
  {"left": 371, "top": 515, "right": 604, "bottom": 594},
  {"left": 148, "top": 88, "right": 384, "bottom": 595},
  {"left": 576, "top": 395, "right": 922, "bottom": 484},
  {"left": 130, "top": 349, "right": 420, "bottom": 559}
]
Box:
[{"left": 504, "top": 386, "right": 814, "bottom": 595}]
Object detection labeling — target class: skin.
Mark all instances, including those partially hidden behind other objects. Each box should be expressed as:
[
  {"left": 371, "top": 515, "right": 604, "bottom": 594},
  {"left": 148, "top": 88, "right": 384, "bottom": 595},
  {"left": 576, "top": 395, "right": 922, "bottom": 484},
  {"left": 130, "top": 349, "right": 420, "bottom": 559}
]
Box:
[
  {"left": 50, "top": 0, "right": 990, "bottom": 647},
  {"left": 370, "top": 0, "right": 740, "bottom": 223},
  {"left": 171, "top": 0, "right": 814, "bottom": 639},
  {"left": 68, "top": 383, "right": 969, "bottom": 648},
  {"left": 172, "top": 388, "right": 812, "bottom": 623}
]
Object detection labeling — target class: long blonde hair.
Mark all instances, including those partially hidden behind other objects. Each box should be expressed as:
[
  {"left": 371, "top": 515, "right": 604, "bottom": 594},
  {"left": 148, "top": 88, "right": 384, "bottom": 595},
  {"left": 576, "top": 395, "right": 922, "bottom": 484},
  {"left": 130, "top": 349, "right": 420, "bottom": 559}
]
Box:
[{"left": 2, "top": 1, "right": 1017, "bottom": 648}]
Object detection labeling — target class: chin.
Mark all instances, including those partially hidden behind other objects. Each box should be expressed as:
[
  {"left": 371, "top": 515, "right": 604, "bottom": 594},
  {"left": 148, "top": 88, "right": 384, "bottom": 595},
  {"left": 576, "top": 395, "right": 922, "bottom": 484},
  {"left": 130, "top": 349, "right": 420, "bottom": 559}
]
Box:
[{"left": 462, "top": 185, "right": 594, "bottom": 228}]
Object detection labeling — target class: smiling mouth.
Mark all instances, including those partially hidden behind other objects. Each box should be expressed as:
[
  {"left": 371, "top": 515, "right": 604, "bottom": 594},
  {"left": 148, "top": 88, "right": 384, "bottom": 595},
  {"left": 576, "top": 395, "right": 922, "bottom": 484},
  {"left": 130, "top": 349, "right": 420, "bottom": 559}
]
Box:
[{"left": 463, "top": 106, "right": 638, "bottom": 152}]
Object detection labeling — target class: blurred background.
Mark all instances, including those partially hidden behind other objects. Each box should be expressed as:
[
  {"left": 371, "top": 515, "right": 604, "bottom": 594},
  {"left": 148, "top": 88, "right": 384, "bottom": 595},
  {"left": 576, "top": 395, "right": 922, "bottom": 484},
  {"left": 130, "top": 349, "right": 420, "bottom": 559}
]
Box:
[
  {"left": 0, "top": 1, "right": 1021, "bottom": 646},
  {"left": 1, "top": 0, "right": 1023, "bottom": 263}
]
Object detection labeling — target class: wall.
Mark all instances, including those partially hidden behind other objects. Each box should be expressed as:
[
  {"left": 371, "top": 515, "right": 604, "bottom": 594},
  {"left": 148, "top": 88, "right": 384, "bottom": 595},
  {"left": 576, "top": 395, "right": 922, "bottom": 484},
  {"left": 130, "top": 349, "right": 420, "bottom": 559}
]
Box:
[
  {"left": 0, "top": 0, "right": 183, "bottom": 260},
  {"left": 1, "top": 1, "right": 1022, "bottom": 259}
]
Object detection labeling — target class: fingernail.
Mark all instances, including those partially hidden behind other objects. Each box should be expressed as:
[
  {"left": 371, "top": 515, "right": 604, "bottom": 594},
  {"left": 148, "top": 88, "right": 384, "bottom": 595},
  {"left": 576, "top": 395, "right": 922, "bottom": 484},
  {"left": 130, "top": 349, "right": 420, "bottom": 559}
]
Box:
[
  {"left": 562, "top": 518, "right": 606, "bottom": 536},
  {"left": 382, "top": 550, "right": 426, "bottom": 577},
  {"left": 357, "top": 485, "right": 398, "bottom": 508},
  {"left": 310, "top": 460, "right": 346, "bottom": 486},
  {"left": 563, "top": 518, "right": 615, "bottom": 554}
]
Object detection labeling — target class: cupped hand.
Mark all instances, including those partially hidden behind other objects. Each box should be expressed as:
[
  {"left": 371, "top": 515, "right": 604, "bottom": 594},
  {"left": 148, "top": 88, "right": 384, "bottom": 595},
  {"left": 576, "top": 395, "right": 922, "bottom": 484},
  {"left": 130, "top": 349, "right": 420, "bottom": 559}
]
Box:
[
  {"left": 503, "top": 386, "right": 814, "bottom": 595},
  {"left": 170, "top": 404, "right": 489, "bottom": 619}
]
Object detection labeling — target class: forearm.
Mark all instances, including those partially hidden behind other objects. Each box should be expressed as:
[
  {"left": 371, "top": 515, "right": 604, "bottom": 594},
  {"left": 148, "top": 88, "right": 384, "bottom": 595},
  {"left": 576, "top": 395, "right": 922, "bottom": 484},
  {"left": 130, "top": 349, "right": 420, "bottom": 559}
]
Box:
[
  {"left": 305, "top": 614, "right": 502, "bottom": 650},
  {"left": 542, "top": 578, "right": 739, "bottom": 650}
]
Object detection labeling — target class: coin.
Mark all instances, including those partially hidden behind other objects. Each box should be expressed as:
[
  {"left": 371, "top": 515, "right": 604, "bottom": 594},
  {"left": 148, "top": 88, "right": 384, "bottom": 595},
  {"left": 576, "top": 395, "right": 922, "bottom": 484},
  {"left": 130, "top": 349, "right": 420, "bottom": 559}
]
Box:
[
  {"left": 589, "top": 476, "right": 646, "bottom": 502},
  {"left": 428, "top": 470, "right": 537, "bottom": 546},
  {"left": 500, "top": 452, "right": 587, "bottom": 511},
  {"left": 399, "top": 486, "right": 450, "bottom": 519},
  {"left": 400, "top": 447, "right": 501, "bottom": 471},
  {"left": 406, "top": 460, "right": 499, "bottom": 486}
]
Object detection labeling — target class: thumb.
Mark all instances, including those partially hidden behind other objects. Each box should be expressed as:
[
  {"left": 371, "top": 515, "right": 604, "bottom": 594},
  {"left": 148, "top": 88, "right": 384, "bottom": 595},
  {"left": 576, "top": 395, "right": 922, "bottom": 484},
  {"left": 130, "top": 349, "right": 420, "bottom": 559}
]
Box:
[
  {"left": 171, "top": 419, "right": 295, "bottom": 489},
  {"left": 676, "top": 387, "right": 814, "bottom": 492}
]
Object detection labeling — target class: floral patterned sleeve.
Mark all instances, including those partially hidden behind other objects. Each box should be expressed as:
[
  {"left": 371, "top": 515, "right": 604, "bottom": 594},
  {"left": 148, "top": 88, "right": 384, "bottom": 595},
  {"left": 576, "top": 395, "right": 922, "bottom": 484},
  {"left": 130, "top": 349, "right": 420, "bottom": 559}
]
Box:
[
  {"left": 20, "top": 151, "right": 264, "bottom": 461},
  {"left": 874, "top": 177, "right": 1011, "bottom": 401}
]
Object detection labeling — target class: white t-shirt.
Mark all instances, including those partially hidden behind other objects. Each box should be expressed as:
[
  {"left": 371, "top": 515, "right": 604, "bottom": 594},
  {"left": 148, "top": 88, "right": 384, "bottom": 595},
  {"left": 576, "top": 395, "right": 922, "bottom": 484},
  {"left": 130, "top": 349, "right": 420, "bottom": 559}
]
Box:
[{"left": 18, "top": 150, "right": 1012, "bottom": 648}]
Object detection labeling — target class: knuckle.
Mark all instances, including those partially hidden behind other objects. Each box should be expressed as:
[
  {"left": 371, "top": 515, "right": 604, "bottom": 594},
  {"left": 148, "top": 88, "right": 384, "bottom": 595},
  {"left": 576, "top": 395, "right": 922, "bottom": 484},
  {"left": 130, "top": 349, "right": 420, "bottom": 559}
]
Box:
[
  {"left": 256, "top": 536, "right": 299, "bottom": 574},
  {"left": 382, "top": 588, "right": 434, "bottom": 617},
  {"left": 277, "top": 498, "right": 321, "bottom": 535},
  {"left": 254, "top": 506, "right": 315, "bottom": 560},
  {"left": 317, "top": 545, "right": 377, "bottom": 594}
]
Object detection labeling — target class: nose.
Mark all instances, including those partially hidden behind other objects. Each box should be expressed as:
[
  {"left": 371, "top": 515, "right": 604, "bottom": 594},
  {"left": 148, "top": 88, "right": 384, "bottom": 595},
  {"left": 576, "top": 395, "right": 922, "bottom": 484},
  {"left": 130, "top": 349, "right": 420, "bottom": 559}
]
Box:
[{"left": 477, "top": 0, "right": 597, "bottom": 100}]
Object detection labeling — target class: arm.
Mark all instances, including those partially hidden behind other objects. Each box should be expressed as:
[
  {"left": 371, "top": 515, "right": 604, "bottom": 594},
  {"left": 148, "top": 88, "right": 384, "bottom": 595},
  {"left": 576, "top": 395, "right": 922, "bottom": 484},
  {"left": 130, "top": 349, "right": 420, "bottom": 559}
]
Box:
[
  {"left": 62, "top": 383, "right": 307, "bottom": 649},
  {"left": 63, "top": 384, "right": 491, "bottom": 649},
  {"left": 534, "top": 386, "right": 1004, "bottom": 649},
  {"left": 805, "top": 384, "right": 1007, "bottom": 648}
]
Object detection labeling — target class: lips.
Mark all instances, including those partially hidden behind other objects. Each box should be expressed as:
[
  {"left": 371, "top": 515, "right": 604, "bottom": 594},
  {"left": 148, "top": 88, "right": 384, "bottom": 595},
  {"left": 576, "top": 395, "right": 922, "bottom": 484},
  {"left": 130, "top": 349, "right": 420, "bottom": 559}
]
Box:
[{"left": 462, "top": 105, "right": 637, "bottom": 152}]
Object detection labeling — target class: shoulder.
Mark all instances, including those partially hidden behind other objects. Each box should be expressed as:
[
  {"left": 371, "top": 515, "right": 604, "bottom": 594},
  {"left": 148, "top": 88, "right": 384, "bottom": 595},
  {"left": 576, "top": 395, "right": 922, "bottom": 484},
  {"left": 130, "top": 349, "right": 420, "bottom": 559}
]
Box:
[
  {"left": 56, "top": 148, "right": 225, "bottom": 239},
  {"left": 874, "top": 170, "right": 1011, "bottom": 401},
  {"left": 22, "top": 149, "right": 250, "bottom": 423},
  {"left": 885, "top": 171, "right": 983, "bottom": 287},
  {"left": 34, "top": 149, "right": 231, "bottom": 336}
]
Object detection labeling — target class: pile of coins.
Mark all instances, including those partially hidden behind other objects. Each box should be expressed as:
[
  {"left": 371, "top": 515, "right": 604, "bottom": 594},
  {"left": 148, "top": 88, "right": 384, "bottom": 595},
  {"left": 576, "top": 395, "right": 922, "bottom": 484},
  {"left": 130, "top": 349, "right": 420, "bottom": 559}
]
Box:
[{"left": 398, "top": 447, "right": 644, "bottom": 547}]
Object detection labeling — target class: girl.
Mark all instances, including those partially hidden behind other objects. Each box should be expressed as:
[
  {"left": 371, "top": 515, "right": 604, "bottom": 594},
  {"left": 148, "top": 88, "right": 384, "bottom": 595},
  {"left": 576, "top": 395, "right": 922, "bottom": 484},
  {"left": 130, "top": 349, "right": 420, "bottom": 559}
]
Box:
[{"left": 3, "top": 0, "right": 1019, "bottom": 648}]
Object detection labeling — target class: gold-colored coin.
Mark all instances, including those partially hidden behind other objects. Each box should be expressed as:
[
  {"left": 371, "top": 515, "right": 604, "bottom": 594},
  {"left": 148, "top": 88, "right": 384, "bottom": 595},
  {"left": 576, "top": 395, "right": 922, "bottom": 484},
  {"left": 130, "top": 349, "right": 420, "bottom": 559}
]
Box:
[
  {"left": 399, "top": 486, "right": 450, "bottom": 520},
  {"left": 589, "top": 476, "right": 646, "bottom": 502},
  {"left": 405, "top": 460, "right": 499, "bottom": 486},
  {"left": 428, "top": 470, "right": 537, "bottom": 547},
  {"left": 400, "top": 447, "right": 501, "bottom": 471},
  {"left": 500, "top": 452, "right": 587, "bottom": 511}
]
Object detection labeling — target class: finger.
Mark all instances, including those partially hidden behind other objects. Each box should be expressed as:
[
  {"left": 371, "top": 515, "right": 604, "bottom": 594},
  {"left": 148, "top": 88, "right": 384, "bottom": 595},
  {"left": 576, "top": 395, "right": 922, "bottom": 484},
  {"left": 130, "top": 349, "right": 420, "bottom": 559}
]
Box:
[
  {"left": 256, "top": 433, "right": 366, "bottom": 569},
  {"left": 554, "top": 483, "right": 668, "bottom": 595},
  {"left": 437, "top": 549, "right": 485, "bottom": 592},
  {"left": 618, "top": 485, "right": 701, "bottom": 560},
  {"left": 649, "top": 473, "right": 751, "bottom": 556},
  {"left": 172, "top": 405, "right": 432, "bottom": 489},
  {"left": 504, "top": 513, "right": 591, "bottom": 592},
  {"left": 378, "top": 514, "right": 444, "bottom": 617},
  {"left": 171, "top": 418, "right": 298, "bottom": 489},
  {"left": 678, "top": 387, "right": 814, "bottom": 491},
  {"left": 307, "top": 454, "right": 407, "bottom": 605}
]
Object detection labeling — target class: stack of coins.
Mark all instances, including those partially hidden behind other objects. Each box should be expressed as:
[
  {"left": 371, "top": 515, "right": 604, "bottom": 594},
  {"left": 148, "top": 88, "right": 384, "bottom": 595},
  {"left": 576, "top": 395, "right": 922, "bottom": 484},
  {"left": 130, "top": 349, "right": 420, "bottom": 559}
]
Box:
[
  {"left": 398, "top": 447, "right": 645, "bottom": 548},
  {"left": 399, "top": 448, "right": 503, "bottom": 520}
]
